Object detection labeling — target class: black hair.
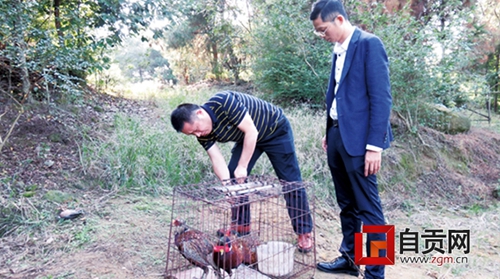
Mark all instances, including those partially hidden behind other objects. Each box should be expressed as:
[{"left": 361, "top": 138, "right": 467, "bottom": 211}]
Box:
[
  {"left": 310, "top": 0, "right": 348, "bottom": 22},
  {"left": 170, "top": 103, "right": 200, "bottom": 132}
]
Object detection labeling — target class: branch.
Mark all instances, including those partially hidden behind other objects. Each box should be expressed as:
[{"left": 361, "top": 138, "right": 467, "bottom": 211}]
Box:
[
  {"left": 464, "top": 107, "right": 490, "bottom": 119},
  {"left": 0, "top": 88, "right": 24, "bottom": 153},
  {"left": 395, "top": 110, "right": 413, "bottom": 133},
  {"left": 395, "top": 110, "right": 429, "bottom": 147},
  {"left": 0, "top": 107, "right": 23, "bottom": 154}
]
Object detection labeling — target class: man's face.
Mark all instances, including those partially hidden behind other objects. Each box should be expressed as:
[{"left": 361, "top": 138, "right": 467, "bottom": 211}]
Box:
[
  {"left": 312, "top": 15, "right": 343, "bottom": 43},
  {"left": 180, "top": 110, "right": 212, "bottom": 137}
]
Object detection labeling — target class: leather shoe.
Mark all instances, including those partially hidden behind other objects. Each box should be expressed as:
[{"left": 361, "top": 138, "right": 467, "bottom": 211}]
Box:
[
  {"left": 297, "top": 233, "right": 313, "bottom": 253},
  {"left": 317, "top": 256, "right": 359, "bottom": 276}
]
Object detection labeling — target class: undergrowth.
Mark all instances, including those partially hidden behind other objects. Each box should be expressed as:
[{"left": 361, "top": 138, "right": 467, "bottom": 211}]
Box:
[
  {"left": 1, "top": 84, "right": 499, "bottom": 241},
  {"left": 82, "top": 85, "right": 500, "bottom": 210}
]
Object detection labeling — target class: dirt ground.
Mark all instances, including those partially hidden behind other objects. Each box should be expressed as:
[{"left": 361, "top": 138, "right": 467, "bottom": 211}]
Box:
[
  {"left": 2, "top": 194, "right": 496, "bottom": 279},
  {"left": 1, "top": 90, "right": 499, "bottom": 279}
]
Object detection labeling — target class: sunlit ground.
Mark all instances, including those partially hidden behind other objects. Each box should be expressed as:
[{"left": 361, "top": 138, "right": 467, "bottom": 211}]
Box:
[
  {"left": 103, "top": 79, "right": 500, "bottom": 134},
  {"left": 94, "top": 63, "right": 178, "bottom": 100},
  {"left": 107, "top": 80, "right": 167, "bottom": 100},
  {"left": 468, "top": 109, "right": 500, "bottom": 133}
]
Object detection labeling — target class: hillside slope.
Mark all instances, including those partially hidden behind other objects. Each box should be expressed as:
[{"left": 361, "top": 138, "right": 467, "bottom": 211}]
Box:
[{"left": 0, "top": 91, "right": 499, "bottom": 278}]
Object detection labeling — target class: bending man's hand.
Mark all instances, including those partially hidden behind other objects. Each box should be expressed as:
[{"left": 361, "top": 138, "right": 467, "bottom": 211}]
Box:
[{"left": 234, "top": 165, "right": 248, "bottom": 184}]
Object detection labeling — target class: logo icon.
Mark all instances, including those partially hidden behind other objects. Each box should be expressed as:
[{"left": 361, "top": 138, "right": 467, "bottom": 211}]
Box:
[{"left": 354, "top": 225, "right": 395, "bottom": 265}]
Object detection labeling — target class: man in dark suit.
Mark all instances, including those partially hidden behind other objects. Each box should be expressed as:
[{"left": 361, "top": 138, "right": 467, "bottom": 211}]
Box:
[{"left": 310, "top": 1, "right": 393, "bottom": 278}]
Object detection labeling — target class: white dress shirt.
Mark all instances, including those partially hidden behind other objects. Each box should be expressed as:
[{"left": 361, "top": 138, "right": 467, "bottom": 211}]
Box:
[{"left": 329, "top": 29, "right": 353, "bottom": 120}]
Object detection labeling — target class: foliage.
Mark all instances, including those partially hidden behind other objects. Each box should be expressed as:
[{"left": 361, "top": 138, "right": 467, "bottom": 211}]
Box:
[
  {"left": 161, "top": 0, "right": 247, "bottom": 84},
  {"left": 232, "top": 0, "right": 491, "bottom": 119},
  {"left": 470, "top": 0, "right": 500, "bottom": 113},
  {"left": 247, "top": 0, "right": 331, "bottom": 106},
  {"left": 346, "top": 0, "right": 487, "bottom": 130},
  {"left": 0, "top": 0, "right": 173, "bottom": 104},
  {"left": 1, "top": 0, "right": 498, "bottom": 126},
  {"left": 114, "top": 38, "right": 176, "bottom": 84}
]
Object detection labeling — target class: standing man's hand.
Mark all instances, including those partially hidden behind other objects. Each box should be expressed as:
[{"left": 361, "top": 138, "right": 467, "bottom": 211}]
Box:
[
  {"left": 322, "top": 136, "right": 328, "bottom": 152},
  {"left": 364, "top": 150, "right": 382, "bottom": 176}
]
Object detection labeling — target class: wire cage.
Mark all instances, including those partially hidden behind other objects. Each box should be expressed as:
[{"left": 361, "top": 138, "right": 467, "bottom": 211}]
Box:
[{"left": 164, "top": 175, "right": 316, "bottom": 279}]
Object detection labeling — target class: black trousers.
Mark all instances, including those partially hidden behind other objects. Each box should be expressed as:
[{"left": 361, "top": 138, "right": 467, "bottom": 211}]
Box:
[
  {"left": 327, "top": 125, "right": 386, "bottom": 279},
  {"left": 228, "top": 117, "right": 313, "bottom": 234}
]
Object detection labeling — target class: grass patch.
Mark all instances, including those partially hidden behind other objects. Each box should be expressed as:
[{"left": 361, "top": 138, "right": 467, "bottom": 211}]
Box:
[
  {"left": 82, "top": 85, "right": 500, "bottom": 210},
  {"left": 83, "top": 86, "right": 336, "bottom": 198},
  {"left": 1, "top": 84, "right": 499, "bottom": 278}
]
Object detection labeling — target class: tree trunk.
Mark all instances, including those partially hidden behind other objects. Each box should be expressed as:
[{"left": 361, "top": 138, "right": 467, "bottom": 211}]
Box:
[
  {"left": 210, "top": 40, "right": 220, "bottom": 81},
  {"left": 54, "top": 0, "right": 64, "bottom": 43},
  {"left": 13, "top": 0, "right": 31, "bottom": 103},
  {"left": 494, "top": 49, "right": 499, "bottom": 113},
  {"left": 226, "top": 45, "right": 241, "bottom": 84}
]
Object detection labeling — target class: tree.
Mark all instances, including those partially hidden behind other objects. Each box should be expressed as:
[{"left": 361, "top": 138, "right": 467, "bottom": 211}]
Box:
[
  {"left": 472, "top": 0, "right": 500, "bottom": 113},
  {"left": 0, "top": 0, "right": 175, "bottom": 151},
  {"left": 0, "top": 0, "right": 174, "bottom": 103},
  {"left": 0, "top": 0, "right": 28, "bottom": 153},
  {"left": 161, "top": 0, "right": 246, "bottom": 84},
  {"left": 345, "top": 0, "right": 484, "bottom": 131},
  {"left": 115, "top": 40, "right": 176, "bottom": 84},
  {"left": 247, "top": 0, "right": 331, "bottom": 106}
]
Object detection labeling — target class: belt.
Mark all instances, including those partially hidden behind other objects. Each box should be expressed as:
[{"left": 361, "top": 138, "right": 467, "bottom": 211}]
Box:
[{"left": 332, "top": 119, "right": 338, "bottom": 127}]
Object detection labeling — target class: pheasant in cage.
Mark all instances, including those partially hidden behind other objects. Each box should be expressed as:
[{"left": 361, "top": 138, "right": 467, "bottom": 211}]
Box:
[
  {"left": 213, "top": 234, "right": 243, "bottom": 276},
  {"left": 213, "top": 230, "right": 260, "bottom": 276},
  {"left": 172, "top": 219, "right": 222, "bottom": 279}
]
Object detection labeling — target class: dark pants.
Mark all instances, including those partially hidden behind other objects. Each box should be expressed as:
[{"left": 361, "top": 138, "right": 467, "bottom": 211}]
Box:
[
  {"left": 228, "top": 117, "right": 313, "bottom": 235},
  {"left": 327, "top": 125, "right": 386, "bottom": 279}
]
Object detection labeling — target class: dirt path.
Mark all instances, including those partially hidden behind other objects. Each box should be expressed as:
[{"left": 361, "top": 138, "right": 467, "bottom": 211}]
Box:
[{"left": 6, "top": 194, "right": 492, "bottom": 279}]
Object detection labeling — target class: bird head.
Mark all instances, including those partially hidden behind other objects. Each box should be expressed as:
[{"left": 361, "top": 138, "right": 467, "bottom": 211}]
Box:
[
  {"left": 172, "top": 219, "right": 189, "bottom": 237},
  {"left": 214, "top": 235, "right": 232, "bottom": 254},
  {"left": 172, "top": 219, "right": 185, "bottom": 227}
]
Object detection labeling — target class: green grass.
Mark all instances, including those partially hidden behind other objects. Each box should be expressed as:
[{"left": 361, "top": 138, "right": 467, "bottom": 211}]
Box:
[
  {"left": 82, "top": 86, "right": 336, "bottom": 198},
  {"left": 2, "top": 84, "right": 499, "bottom": 278},
  {"left": 80, "top": 85, "right": 500, "bottom": 210},
  {"left": 83, "top": 116, "right": 214, "bottom": 194}
]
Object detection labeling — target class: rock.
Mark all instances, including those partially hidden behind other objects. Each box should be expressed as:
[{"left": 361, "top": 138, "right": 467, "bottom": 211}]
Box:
[
  {"left": 427, "top": 104, "right": 471, "bottom": 134},
  {"left": 59, "top": 209, "right": 84, "bottom": 220},
  {"left": 493, "top": 188, "right": 500, "bottom": 200}
]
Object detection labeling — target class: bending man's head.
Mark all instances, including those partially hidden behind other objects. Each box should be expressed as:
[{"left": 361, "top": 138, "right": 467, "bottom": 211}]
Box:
[{"left": 170, "top": 104, "right": 212, "bottom": 137}]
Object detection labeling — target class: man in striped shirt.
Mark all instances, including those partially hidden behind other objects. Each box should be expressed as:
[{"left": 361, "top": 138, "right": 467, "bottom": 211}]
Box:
[{"left": 170, "top": 91, "right": 313, "bottom": 252}]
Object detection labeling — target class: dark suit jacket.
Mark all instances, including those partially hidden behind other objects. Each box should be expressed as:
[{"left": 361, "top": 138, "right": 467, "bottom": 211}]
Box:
[{"left": 325, "top": 27, "right": 393, "bottom": 157}]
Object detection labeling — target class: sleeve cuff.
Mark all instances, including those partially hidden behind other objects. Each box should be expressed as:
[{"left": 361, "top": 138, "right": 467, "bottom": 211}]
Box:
[{"left": 366, "top": 144, "right": 383, "bottom": 152}]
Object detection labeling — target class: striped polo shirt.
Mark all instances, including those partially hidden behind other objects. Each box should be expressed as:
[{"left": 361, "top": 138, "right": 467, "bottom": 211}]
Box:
[{"left": 197, "top": 91, "right": 284, "bottom": 150}]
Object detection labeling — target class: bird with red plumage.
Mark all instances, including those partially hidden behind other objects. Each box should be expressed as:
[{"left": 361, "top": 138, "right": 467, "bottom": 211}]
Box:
[
  {"left": 172, "top": 219, "right": 222, "bottom": 279},
  {"left": 213, "top": 230, "right": 260, "bottom": 276}
]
